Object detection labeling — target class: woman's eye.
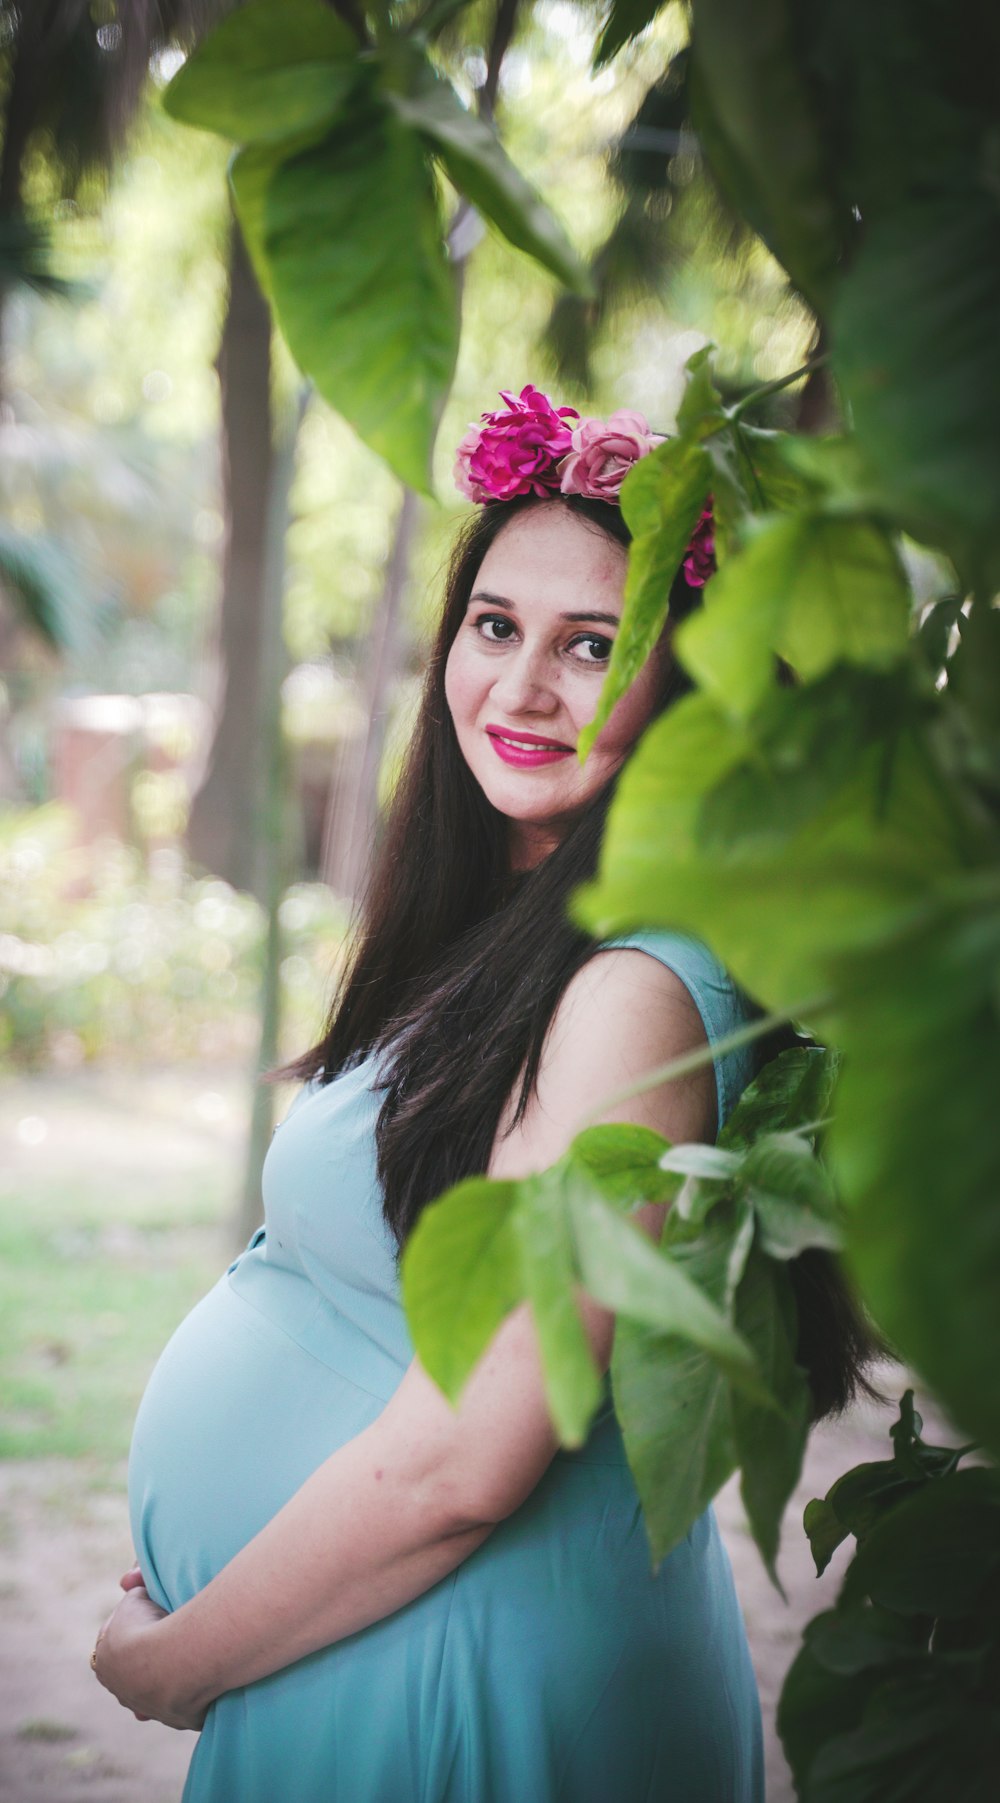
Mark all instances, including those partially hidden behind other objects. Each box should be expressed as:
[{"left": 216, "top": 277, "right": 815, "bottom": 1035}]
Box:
[
  {"left": 475, "top": 615, "right": 517, "bottom": 643},
  {"left": 570, "top": 634, "right": 613, "bottom": 664}
]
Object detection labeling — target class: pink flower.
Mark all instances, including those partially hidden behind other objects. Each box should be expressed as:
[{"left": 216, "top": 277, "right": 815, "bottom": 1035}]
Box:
[
  {"left": 557, "top": 410, "right": 664, "bottom": 502},
  {"left": 453, "top": 386, "right": 579, "bottom": 503},
  {"left": 682, "top": 501, "right": 716, "bottom": 587}
]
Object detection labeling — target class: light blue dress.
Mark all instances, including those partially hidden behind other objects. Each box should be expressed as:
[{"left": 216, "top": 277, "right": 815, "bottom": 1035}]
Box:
[{"left": 128, "top": 931, "right": 764, "bottom": 1802}]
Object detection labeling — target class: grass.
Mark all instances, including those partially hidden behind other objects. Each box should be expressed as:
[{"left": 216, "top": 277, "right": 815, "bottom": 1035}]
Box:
[{"left": 0, "top": 1067, "right": 256, "bottom": 1473}]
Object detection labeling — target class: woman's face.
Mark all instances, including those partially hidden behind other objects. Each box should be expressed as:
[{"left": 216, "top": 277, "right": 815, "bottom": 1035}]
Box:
[{"left": 444, "top": 503, "right": 669, "bottom": 869}]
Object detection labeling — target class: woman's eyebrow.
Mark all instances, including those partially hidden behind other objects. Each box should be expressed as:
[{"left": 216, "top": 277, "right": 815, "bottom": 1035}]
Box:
[{"left": 468, "top": 589, "right": 620, "bottom": 626}]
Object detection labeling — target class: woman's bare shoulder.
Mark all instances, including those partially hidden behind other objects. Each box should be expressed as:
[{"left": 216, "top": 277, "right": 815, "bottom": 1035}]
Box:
[{"left": 491, "top": 947, "right": 714, "bottom": 1179}]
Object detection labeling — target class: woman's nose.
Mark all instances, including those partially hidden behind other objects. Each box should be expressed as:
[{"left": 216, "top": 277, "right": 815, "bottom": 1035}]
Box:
[{"left": 490, "top": 646, "right": 558, "bottom": 714}]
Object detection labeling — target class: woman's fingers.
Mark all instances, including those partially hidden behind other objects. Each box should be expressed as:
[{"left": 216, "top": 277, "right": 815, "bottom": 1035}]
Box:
[{"left": 119, "top": 1563, "right": 146, "bottom": 1592}]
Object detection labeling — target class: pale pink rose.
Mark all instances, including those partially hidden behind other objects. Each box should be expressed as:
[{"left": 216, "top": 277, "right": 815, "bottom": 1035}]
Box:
[
  {"left": 557, "top": 410, "right": 664, "bottom": 501},
  {"left": 453, "top": 385, "right": 579, "bottom": 503}
]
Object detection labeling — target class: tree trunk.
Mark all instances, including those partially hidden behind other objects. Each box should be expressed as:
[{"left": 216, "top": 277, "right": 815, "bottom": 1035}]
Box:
[
  {"left": 319, "top": 486, "right": 421, "bottom": 901},
  {"left": 235, "top": 386, "right": 310, "bottom": 1249},
  {"left": 186, "top": 219, "right": 275, "bottom": 902}
]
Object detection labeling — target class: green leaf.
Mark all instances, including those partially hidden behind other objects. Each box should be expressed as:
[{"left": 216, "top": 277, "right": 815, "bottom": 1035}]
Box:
[
  {"left": 948, "top": 602, "right": 1000, "bottom": 747},
  {"left": 777, "top": 1634, "right": 870, "bottom": 1797},
  {"left": 803, "top": 1496, "right": 852, "bottom": 1578},
  {"left": 163, "top": 0, "right": 360, "bottom": 142},
  {"left": 741, "top": 1132, "right": 843, "bottom": 1259},
  {"left": 833, "top": 195, "right": 1000, "bottom": 592},
  {"left": 829, "top": 900, "right": 1000, "bottom": 1459},
  {"left": 568, "top": 1184, "right": 767, "bottom": 1393},
  {"left": 512, "top": 1167, "right": 603, "bottom": 1448},
  {"left": 843, "top": 1465, "right": 1000, "bottom": 1620},
  {"left": 688, "top": 0, "right": 844, "bottom": 310},
  {"left": 658, "top": 1143, "right": 741, "bottom": 1182},
  {"left": 730, "top": 1246, "right": 811, "bottom": 1588},
  {"left": 231, "top": 89, "right": 459, "bottom": 493},
  {"left": 400, "top": 1175, "right": 522, "bottom": 1402},
  {"left": 802, "top": 1390, "right": 968, "bottom": 1576},
  {"left": 806, "top": 1607, "right": 928, "bottom": 1678},
  {"left": 675, "top": 512, "right": 912, "bottom": 722},
  {"left": 610, "top": 1199, "right": 753, "bottom": 1564},
  {"left": 806, "top": 1693, "right": 994, "bottom": 1803},
  {"left": 579, "top": 435, "right": 711, "bottom": 756},
  {"left": 825, "top": 1458, "right": 924, "bottom": 1547},
  {"left": 594, "top": 0, "right": 669, "bottom": 70},
  {"left": 721, "top": 1045, "right": 840, "bottom": 1152},
  {"left": 888, "top": 1389, "right": 957, "bottom": 1482},
  {"left": 698, "top": 417, "right": 826, "bottom": 559},
  {"left": 0, "top": 526, "right": 99, "bottom": 656},
  {"left": 383, "top": 62, "right": 593, "bottom": 296},
  {"left": 612, "top": 1321, "right": 735, "bottom": 1568},
  {"left": 917, "top": 596, "right": 964, "bottom": 678},
  {"left": 575, "top": 675, "right": 964, "bottom": 1010},
  {"left": 567, "top": 1123, "right": 676, "bottom": 1208},
  {"left": 675, "top": 343, "right": 727, "bottom": 441},
  {"left": 734, "top": 423, "right": 830, "bottom": 515}
]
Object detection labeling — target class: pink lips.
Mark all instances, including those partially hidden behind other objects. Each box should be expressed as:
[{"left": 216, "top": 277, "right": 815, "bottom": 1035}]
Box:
[{"left": 485, "top": 725, "right": 575, "bottom": 769}]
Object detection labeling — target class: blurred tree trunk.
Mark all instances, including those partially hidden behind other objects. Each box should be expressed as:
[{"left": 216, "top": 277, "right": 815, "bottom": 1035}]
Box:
[
  {"left": 187, "top": 220, "right": 276, "bottom": 903},
  {"left": 236, "top": 385, "right": 309, "bottom": 1249},
  {"left": 320, "top": 486, "right": 420, "bottom": 899}
]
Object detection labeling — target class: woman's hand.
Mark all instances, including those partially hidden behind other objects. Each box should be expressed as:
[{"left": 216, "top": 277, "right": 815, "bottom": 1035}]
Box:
[{"left": 91, "top": 1566, "right": 206, "bottom": 1732}]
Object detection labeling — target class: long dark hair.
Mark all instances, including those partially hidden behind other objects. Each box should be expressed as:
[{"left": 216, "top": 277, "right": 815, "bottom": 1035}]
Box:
[{"left": 274, "top": 492, "right": 882, "bottom": 1421}]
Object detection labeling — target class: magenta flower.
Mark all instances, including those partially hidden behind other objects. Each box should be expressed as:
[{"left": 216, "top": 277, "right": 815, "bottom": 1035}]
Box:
[
  {"left": 453, "top": 385, "right": 579, "bottom": 503},
  {"left": 557, "top": 409, "right": 664, "bottom": 502},
  {"left": 682, "top": 501, "right": 716, "bottom": 587}
]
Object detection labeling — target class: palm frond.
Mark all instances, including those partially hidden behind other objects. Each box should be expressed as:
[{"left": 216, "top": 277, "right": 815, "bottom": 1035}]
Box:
[{"left": 0, "top": 523, "right": 103, "bottom": 654}]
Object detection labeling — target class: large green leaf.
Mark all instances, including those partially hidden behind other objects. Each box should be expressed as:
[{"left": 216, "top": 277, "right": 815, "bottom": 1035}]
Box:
[
  {"left": 384, "top": 62, "right": 593, "bottom": 296},
  {"left": 163, "top": 0, "right": 360, "bottom": 143},
  {"left": 688, "top": 0, "right": 843, "bottom": 310},
  {"left": 730, "top": 1246, "right": 811, "bottom": 1588},
  {"left": 829, "top": 899, "right": 1000, "bottom": 1458},
  {"left": 833, "top": 196, "right": 1000, "bottom": 593},
  {"left": 399, "top": 1175, "right": 522, "bottom": 1403},
  {"left": 676, "top": 513, "right": 912, "bottom": 722},
  {"left": 575, "top": 679, "right": 965, "bottom": 1009},
  {"left": 231, "top": 89, "right": 459, "bottom": 493},
  {"left": 580, "top": 435, "right": 711, "bottom": 755}
]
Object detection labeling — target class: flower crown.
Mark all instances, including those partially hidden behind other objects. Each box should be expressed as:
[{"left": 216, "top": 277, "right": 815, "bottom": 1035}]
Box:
[{"left": 453, "top": 384, "right": 715, "bottom": 587}]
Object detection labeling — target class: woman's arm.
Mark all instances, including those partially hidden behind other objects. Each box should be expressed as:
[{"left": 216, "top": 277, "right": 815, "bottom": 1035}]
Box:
[{"left": 94, "top": 950, "right": 714, "bottom": 1726}]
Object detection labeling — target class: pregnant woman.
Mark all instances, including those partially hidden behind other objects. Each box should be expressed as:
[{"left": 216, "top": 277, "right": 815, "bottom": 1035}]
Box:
[{"left": 93, "top": 388, "right": 875, "bottom": 1801}]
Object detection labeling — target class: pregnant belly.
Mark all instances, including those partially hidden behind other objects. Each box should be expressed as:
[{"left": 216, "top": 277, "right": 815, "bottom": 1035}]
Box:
[
  {"left": 128, "top": 1265, "right": 393, "bottom": 1612},
  {"left": 128, "top": 1265, "right": 762, "bottom": 1803}
]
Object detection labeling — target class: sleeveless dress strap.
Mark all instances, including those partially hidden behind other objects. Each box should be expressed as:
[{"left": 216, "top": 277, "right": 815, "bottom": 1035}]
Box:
[{"left": 599, "top": 929, "right": 759, "bottom": 1137}]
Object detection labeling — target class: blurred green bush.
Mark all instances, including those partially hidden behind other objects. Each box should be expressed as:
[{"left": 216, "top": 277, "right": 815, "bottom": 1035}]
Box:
[{"left": 0, "top": 803, "right": 346, "bottom": 1070}]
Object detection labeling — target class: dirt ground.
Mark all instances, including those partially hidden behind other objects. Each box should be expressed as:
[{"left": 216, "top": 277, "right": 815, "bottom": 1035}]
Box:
[{"left": 0, "top": 1372, "right": 949, "bottom": 1803}]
